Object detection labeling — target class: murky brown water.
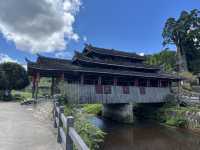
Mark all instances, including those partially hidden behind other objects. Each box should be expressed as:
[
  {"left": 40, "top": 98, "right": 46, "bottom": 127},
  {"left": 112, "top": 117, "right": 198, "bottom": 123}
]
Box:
[{"left": 89, "top": 117, "right": 200, "bottom": 150}]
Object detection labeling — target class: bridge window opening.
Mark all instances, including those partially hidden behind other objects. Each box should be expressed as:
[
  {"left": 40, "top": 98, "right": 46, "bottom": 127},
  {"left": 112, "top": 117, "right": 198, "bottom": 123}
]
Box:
[
  {"left": 117, "top": 77, "right": 131, "bottom": 86},
  {"left": 138, "top": 79, "right": 147, "bottom": 87},
  {"left": 117, "top": 81, "right": 129, "bottom": 86},
  {"left": 102, "top": 76, "right": 113, "bottom": 85},
  {"left": 95, "top": 85, "right": 103, "bottom": 94},
  {"left": 161, "top": 80, "right": 169, "bottom": 87},
  {"left": 150, "top": 79, "right": 159, "bottom": 87},
  {"left": 82, "top": 75, "right": 98, "bottom": 85},
  {"left": 103, "top": 85, "right": 112, "bottom": 94},
  {"left": 129, "top": 79, "right": 135, "bottom": 86},
  {"left": 122, "top": 86, "right": 130, "bottom": 94}
]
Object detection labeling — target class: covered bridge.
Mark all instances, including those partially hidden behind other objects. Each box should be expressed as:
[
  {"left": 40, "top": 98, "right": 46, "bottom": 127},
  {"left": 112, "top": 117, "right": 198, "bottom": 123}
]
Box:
[{"left": 27, "top": 44, "right": 180, "bottom": 104}]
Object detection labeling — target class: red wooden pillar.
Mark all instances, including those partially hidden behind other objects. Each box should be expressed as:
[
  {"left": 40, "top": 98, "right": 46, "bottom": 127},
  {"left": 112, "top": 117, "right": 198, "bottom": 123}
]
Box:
[
  {"left": 159, "top": 80, "right": 162, "bottom": 87},
  {"left": 32, "top": 75, "right": 36, "bottom": 98},
  {"left": 147, "top": 79, "right": 150, "bottom": 87},
  {"left": 134, "top": 79, "right": 139, "bottom": 86},
  {"left": 98, "top": 76, "right": 102, "bottom": 85},
  {"left": 113, "top": 77, "right": 117, "bottom": 86},
  {"left": 35, "top": 72, "right": 40, "bottom": 100},
  {"left": 81, "top": 74, "right": 84, "bottom": 85}
]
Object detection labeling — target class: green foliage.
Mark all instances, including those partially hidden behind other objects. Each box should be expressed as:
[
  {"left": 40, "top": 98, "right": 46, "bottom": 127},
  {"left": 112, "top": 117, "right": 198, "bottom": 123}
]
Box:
[
  {"left": 64, "top": 103, "right": 105, "bottom": 150},
  {"left": 58, "top": 95, "right": 67, "bottom": 105},
  {"left": 146, "top": 49, "right": 176, "bottom": 72},
  {"left": 162, "top": 9, "right": 200, "bottom": 73},
  {"left": 75, "top": 117, "right": 105, "bottom": 149},
  {"left": 163, "top": 94, "right": 177, "bottom": 106},
  {"left": 166, "top": 116, "right": 188, "bottom": 128},
  {"left": 156, "top": 101, "right": 200, "bottom": 128},
  {"left": 83, "top": 104, "right": 102, "bottom": 115},
  {"left": 12, "top": 90, "right": 32, "bottom": 101},
  {"left": 0, "top": 62, "right": 29, "bottom": 91}
]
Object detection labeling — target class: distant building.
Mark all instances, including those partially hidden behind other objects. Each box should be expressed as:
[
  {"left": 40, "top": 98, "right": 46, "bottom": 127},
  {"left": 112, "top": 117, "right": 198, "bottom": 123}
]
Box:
[{"left": 27, "top": 44, "right": 180, "bottom": 103}]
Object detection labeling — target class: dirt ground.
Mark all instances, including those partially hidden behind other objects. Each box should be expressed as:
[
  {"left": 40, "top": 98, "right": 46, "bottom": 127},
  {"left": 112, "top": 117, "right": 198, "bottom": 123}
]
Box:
[{"left": 0, "top": 101, "right": 62, "bottom": 150}]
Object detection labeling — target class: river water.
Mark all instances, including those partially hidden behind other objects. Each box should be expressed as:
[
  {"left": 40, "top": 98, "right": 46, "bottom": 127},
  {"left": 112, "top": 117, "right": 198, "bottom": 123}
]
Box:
[{"left": 89, "top": 117, "right": 200, "bottom": 150}]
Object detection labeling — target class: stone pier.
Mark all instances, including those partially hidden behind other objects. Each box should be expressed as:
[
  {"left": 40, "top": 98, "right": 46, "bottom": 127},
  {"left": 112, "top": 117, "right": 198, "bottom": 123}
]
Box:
[{"left": 102, "top": 103, "right": 135, "bottom": 123}]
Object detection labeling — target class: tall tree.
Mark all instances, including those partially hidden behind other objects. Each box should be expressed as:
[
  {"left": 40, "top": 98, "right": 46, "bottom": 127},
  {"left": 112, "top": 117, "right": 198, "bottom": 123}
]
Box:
[
  {"left": 0, "top": 62, "right": 29, "bottom": 99},
  {"left": 162, "top": 9, "right": 200, "bottom": 73}
]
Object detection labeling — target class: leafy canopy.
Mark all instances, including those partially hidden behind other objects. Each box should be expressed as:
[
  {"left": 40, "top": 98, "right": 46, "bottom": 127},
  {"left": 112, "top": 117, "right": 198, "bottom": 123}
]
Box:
[
  {"left": 0, "top": 62, "right": 29, "bottom": 91},
  {"left": 162, "top": 9, "right": 200, "bottom": 73},
  {"left": 146, "top": 49, "right": 176, "bottom": 73}
]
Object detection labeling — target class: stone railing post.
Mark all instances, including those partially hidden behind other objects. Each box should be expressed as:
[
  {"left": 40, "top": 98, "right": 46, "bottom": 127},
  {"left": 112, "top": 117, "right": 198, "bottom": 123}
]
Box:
[
  {"left": 57, "top": 106, "right": 64, "bottom": 143},
  {"left": 54, "top": 101, "right": 59, "bottom": 128},
  {"left": 66, "top": 116, "right": 74, "bottom": 150}
]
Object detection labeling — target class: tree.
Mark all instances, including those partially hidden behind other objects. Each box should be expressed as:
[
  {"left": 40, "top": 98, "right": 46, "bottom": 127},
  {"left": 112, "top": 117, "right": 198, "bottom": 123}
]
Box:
[
  {"left": 146, "top": 49, "right": 176, "bottom": 72},
  {"left": 162, "top": 9, "right": 200, "bottom": 73},
  {"left": 0, "top": 62, "right": 29, "bottom": 100}
]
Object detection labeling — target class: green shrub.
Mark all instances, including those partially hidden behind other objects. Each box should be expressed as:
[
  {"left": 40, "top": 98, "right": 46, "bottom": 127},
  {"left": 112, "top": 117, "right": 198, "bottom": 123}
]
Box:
[
  {"left": 166, "top": 116, "right": 188, "bottom": 128},
  {"left": 83, "top": 104, "right": 102, "bottom": 115},
  {"left": 64, "top": 103, "right": 105, "bottom": 150},
  {"left": 12, "top": 90, "right": 32, "bottom": 101},
  {"left": 58, "top": 95, "right": 67, "bottom": 105},
  {"left": 163, "top": 94, "right": 177, "bottom": 107}
]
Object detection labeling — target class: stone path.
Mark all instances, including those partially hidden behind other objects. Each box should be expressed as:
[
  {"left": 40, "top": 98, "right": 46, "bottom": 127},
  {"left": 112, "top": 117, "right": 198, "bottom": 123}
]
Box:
[{"left": 0, "top": 102, "right": 62, "bottom": 150}]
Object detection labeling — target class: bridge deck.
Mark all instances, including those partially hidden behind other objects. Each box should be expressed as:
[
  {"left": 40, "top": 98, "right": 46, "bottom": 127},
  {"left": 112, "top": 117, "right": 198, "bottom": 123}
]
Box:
[{"left": 61, "top": 83, "right": 170, "bottom": 104}]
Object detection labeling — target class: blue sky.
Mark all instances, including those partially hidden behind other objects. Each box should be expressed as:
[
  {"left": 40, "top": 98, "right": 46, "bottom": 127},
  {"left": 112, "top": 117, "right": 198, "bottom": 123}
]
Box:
[{"left": 0, "top": 0, "right": 199, "bottom": 65}]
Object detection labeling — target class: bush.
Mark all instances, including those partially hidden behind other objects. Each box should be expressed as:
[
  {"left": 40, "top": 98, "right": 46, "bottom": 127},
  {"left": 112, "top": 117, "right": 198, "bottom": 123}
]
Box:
[
  {"left": 12, "top": 91, "right": 32, "bottom": 101},
  {"left": 166, "top": 116, "right": 188, "bottom": 128},
  {"left": 83, "top": 104, "right": 102, "bottom": 115},
  {"left": 64, "top": 103, "right": 105, "bottom": 150},
  {"left": 163, "top": 94, "right": 177, "bottom": 107}
]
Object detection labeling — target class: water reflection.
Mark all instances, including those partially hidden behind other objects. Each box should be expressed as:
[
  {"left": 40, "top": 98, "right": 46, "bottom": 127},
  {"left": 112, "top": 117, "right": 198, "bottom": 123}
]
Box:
[{"left": 89, "top": 117, "right": 200, "bottom": 150}]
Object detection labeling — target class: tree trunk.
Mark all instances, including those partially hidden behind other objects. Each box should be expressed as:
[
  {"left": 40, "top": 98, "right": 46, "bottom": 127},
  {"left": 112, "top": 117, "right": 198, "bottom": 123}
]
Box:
[{"left": 177, "top": 46, "right": 188, "bottom": 72}]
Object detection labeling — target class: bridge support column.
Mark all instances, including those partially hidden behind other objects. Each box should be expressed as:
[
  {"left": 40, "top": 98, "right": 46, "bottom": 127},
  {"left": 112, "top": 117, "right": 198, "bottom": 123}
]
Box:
[{"left": 102, "top": 103, "right": 135, "bottom": 123}]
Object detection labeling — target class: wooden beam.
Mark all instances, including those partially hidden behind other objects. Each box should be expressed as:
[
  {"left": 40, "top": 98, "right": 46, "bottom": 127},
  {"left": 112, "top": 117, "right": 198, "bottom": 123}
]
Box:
[
  {"left": 80, "top": 74, "right": 84, "bottom": 85},
  {"left": 98, "top": 76, "right": 102, "bottom": 85}
]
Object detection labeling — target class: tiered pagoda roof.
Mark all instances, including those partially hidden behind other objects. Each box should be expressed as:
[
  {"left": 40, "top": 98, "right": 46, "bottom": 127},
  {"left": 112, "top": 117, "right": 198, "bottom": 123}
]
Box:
[
  {"left": 27, "top": 45, "right": 179, "bottom": 80},
  {"left": 82, "top": 44, "right": 145, "bottom": 61}
]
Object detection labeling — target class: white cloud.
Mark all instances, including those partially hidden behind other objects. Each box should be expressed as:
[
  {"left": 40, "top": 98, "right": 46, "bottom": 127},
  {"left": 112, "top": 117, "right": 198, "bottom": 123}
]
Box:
[
  {"left": 0, "top": 53, "right": 18, "bottom": 63},
  {"left": 0, "top": 53, "right": 27, "bottom": 69},
  {"left": 0, "top": 0, "right": 81, "bottom": 53},
  {"left": 138, "top": 52, "right": 145, "bottom": 56},
  {"left": 83, "top": 36, "right": 87, "bottom": 42}
]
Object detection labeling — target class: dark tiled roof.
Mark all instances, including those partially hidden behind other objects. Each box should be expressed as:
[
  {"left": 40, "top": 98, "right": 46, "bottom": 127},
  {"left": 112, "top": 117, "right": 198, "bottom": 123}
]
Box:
[
  {"left": 37, "top": 55, "right": 72, "bottom": 66},
  {"left": 84, "top": 44, "right": 145, "bottom": 60},
  {"left": 73, "top": 51, "right": 160, "bottom": 70},
  {"left": 27, "top": 56, "right": 178, "bottom": 80}
]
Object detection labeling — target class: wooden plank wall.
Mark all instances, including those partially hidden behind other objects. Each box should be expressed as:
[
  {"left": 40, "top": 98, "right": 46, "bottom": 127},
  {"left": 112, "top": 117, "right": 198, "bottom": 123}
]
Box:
[{"left": 61, "top": 82, "right": 170, "bottom": 104}]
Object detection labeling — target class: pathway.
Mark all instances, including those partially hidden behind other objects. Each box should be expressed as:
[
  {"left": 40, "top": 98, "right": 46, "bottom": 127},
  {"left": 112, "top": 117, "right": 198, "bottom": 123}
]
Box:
[{"left": 0, "top": 102, "right": 62, "bottom": 150}]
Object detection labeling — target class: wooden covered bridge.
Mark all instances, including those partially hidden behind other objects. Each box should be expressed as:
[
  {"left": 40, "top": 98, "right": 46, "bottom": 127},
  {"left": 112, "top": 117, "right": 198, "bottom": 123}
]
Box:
[{"left": 27, "top": 44, "right": 179, "bottom": 104}]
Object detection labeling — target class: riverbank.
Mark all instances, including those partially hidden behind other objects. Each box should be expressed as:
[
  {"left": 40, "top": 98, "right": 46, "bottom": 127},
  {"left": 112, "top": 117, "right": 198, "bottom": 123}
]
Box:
[{"left": 156, "top": 103, "right": 200, "bottom": 130}]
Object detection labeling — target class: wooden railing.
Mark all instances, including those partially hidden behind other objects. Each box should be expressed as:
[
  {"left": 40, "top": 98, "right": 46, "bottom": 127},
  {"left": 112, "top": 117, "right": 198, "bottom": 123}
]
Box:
[{"left": 53, "top": 100, "right": 89, "bottom": 150}]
